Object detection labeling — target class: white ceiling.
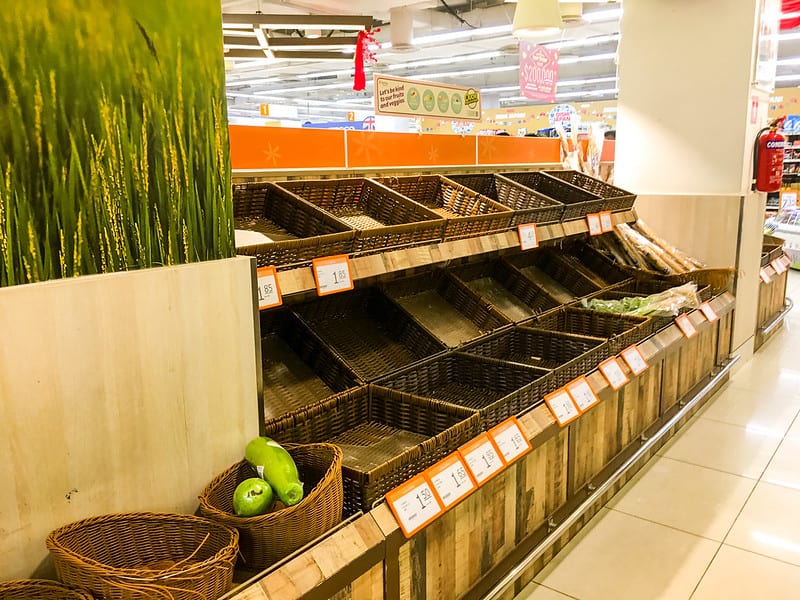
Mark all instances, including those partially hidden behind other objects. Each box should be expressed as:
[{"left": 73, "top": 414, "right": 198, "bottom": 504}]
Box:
[{"left": 221, "top": 1, "right": 800, "bottom": 123}]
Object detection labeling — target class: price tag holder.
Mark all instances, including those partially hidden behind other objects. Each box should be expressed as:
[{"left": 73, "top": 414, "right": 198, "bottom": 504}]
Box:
[
  {"left": 424, "top": 453, "right": 476, "bottom": 509},
  {"left": 544, "top": 388, "right": 581, "bottom": 426},
  {"left": 782, "top": 254, "right": 792, "bottom": 268},
  {"left": 599, "top": 211, "right": 614, "bottom": 233},
  {"left": 518, "top": 223, "right": 539, "bottom": 251},
  {"left": 312, "top": 255, "right": 354, "bottom": 297},
  {"left": 586, "top": 213, "right": 603, "bottom": 236},
  {"left": 675, "top": 314, "right": 698, "bottom": 339},
  {"left": 459, "top": 434, "right": 506, "bottom": 485},
  {"left": 565, "top": 376, "right": 601, "bottom": 412},
  {"left": 759, "top": 267, "right": 772, "bottom": 284},
  {"left": 620, "top": 345, "right": 649, "bottom": 376},
  {"left": 699, "top": 302, "right": 719, "bottom": 322},
  {"left": 771, "top": 258, "right": 786, "bottom": 274},
  {"left": 488, "top": 417, "right": 532, "bottom": 465},
  {"left": 598, "top": 357, "right": 630, "bottom": 391},
  {"left": 385, "top": 475, "right": 444, "bottom": 538},
  {"left": 256, "top": 266, "right": 283, "bottom": 310}
]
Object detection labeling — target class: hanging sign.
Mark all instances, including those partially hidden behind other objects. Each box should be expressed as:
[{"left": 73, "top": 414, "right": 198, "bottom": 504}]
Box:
[
  {"left": 519, "top": 42, "right": 559, "bottom": 102},
  {"left": 548, "top": 104, "right": 578, "bottom": 128},
  {"left": 374, "top": 74, "right": 481, "bottom": 121}
]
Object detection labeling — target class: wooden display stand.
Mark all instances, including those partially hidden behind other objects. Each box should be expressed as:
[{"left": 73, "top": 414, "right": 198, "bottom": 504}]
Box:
[{"left": 755, "top": 262, "right": 790, "bottom": 350}]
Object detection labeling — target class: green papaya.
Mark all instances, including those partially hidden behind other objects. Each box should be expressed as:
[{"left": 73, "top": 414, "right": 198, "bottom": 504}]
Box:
[
  {"left": 245, "top": 437, "right": 304, "bottom": 506},
  {"left": 233, "top": 478, "right": 274, "bottom": 517}
]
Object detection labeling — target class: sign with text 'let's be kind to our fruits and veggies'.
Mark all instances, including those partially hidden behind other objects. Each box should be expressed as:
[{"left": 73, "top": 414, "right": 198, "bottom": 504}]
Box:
[{"left": 374, "top": 74, "right": 482, "bottom": 121}]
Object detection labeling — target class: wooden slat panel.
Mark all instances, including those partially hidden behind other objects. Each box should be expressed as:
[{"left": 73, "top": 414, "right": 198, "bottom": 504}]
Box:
[
  {"left": 660, "top": 353, "right": 680, "bottom": 414},
  {"left": 620, "top": 361, "right": 663, "bottom": 447},
  {"left": 569, "top": 389, "right": 621, "bottom": 493}
]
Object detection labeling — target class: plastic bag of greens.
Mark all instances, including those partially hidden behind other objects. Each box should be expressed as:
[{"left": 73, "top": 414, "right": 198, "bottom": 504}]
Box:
[{"left": 582, "top": 283, "right": 700, "bottom": 317}]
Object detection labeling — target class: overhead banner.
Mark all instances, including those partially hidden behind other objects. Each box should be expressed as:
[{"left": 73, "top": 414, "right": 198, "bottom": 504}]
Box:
[
  {"left": 374, "top": 73, "right": 481, "bottom": 121},
  {"left": 519, "top": 42, "right": 559, "bottom": 102}
]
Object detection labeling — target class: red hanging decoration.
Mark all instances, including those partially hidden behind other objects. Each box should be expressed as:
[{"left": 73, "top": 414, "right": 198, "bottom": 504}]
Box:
[
  {"left": 353, "top": 28, "right": 380, "bottom": 91},
  {"left": 782, "top": 0, "right": 800, "bottom": 30}
]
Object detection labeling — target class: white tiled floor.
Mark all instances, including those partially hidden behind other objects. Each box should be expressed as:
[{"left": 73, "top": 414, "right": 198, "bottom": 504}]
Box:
[{"left": 517, "top": 271, "right": 800, "bottom": 600}]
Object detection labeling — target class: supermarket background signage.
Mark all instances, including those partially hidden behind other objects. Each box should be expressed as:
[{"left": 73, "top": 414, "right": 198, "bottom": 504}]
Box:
[
  {"left": 548, "top": 104, "right": 579, "bottom": 127},
  {"left": 302, "top": 116, "right": 376, "bottom": 130},
  {"left": 374, "top": 73, "right": 482, "bottom": 121},
  {"left": 519, "top": 42, "right": 559, "bottom": 102},
  {"left": 783, "top": 114, "right": 800, "bottom": 134}
]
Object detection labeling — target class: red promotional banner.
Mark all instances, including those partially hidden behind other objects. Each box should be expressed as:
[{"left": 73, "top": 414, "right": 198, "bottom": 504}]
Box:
[{"left": 519, "top": 42, "right": 559, "bottom": 102}]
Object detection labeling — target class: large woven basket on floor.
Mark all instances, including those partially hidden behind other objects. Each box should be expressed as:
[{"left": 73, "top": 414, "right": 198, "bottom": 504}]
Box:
[
  {"left": 0, "top": 580, "right": 93, "bottom": 600},
  {"left": 199, "top": 444, "right": 343, "bottom": 572},
  {"left": 46, "top": 513, "right": 238, "bottom": 600}
]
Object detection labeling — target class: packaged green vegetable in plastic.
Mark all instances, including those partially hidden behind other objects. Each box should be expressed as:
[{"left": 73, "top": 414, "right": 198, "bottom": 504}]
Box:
[{"left": 582, "top": 283, "right": 700, "bottom": 317}]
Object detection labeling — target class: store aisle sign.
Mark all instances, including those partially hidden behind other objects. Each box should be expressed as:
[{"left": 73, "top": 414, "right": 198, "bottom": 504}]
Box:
[
  {"left": 312, "top": 255, "right": 353, "bottom": 296},
  {"left": 548, "top": 104, "right": 578, "bottom": 128},
  {"left": 374, "top": 74, "right": 481, "bottom": 121},
  {"left": 519, "top": 42, "right": 559, "bottom": 102},
  {"left": 256, "top": 266, "right": 282, "bottom": 310}
]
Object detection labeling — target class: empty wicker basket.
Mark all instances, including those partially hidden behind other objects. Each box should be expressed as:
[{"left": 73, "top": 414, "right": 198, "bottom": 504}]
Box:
[
  {"left": 0, "top": 580, "right": 93, "bottom": 600},
  {"left": 46, "top": 512, "right": 238, "bottom": 600},
  {"left": 199, "top": 443, "right": 343, "bottom": 572}
]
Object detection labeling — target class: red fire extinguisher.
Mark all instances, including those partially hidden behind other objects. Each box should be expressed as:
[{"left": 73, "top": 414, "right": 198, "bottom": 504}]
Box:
[{"left": 753, "top": 117, "right": 786, "bottom": 192}]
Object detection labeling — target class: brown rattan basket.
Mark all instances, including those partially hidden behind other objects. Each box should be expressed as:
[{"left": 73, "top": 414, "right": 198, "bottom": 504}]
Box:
[
  {"left": 198, "top": 444, "right": 343, "bottom": 572},
  {"left": 0, "top": 580, "right": 93, "bottom": 600},
  {"left": 47, "top": 513, "right": 238, "bottom": 600},
  {"left": 277, "top": 178, "right": 446, "bottom": 253},
  {"left": 233, "top": 182, "right": 355, "bottom": 268},
  {"left": 447, "top": 173, "right": 565, "bottom": 226},
  {"left": 544, "top": 170, "right": 636, "bottom": 213},
  {"left": 259, "top": 309, "right": 360, "bottom": 421},
  {"left": 376, "top": 175, "right": 513, "bottom": 239},
  {"left": 445, "top": 259, "right": 561, "bottom": 322},
  {"left": 557, "top": 243, "right": 632, "bottom": 287},
  {"left": 503, "top": 249, "right": 603, "bottom": 304},
  {"left": 375, "top": 352, "right": 551, "bottom": 428},
  {"left": 501, "top": 171, "right": 604, "bottom": 220},
  {"left": 291, "top": 288, "right": 447, "bottom": 382},
  {"left": 381, "top": 270, "right": 509, "bottom": 348},
  {"left": 264, "top": 386, "right": 482, "bottom": 515}
]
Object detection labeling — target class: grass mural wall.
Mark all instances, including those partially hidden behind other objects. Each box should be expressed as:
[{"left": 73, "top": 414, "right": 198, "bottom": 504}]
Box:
[{"left": 0, "top": 1, "right": 234, "bottom": 287}]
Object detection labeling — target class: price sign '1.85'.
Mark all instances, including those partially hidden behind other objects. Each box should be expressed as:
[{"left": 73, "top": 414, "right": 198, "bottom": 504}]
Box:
[
  {"left": 385, "top": 474, "right": 443, "bottom": 538},
  {"left": 424, "top": 453, "right": 476, "bottom": 509},
  {"left": 518, "top": 223, "right": 539, "bottom": 250},
  {"left": 312, "top": 255, "right": 354, "bottom": 296},
  {"left": 488, "top": 417, "right": 532, "bottom": 465},
  {"left": 459, "top": 434, "right": 506, "bottom": 485},
  {"left": 256, "top": 266, "right": 283, "bottom": 310}
]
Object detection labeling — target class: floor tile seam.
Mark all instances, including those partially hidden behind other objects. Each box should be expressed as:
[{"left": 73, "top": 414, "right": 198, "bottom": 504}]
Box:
[
  {"left": 649, "top": 454, "right": 760, "bottom": 480},
  {"left": 534, "top": 582, "right": 582, "bottom": 600},
  {"left": 691, "top": 413, "right": 792, "bottom": 438},
  {"left": 605, "top": 506, "right": 729, "bottom": 544},
  {"left": 720, "top": 541, "right": 800, "bottom": 569}
]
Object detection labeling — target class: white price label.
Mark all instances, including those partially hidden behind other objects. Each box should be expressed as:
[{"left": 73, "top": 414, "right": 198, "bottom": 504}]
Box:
[
  {"left": 699, "top": 302, "right": 719, "bottom": 322},
  {"left": 312, "top": 255, "right": 353, "bottom": 296},
  {"left": 771, "top": 258, "right": 786, "bottom": 274},
  {"left": 425, "top": 454, "right": 476, "bottom": 508},
  {"left": 489, "top": 418, "right": 532, "bottom": 464},
  {"left": 518, "top": 223, "right": 539, "bottom": 251},
  {"left": 782, "top": 255, "right": 792, "bottom": 268},
  {"left": 598, "top": 357, "right": 630, "bottom": 391},
  {"left": 586, "top": 214, "right": 603, "bottom": 236},
  {"left": 385, "top": 475, "right": 443, "bottom": 538},
  {"left": 544, "top": 389, "right": 581, "bottom": 426},
  {"left": 256, "top": 266, "right": 282, "bottom": 310},
  {"left": 760, "top": 267, "right": 772, "bottom": 284},
  {"left": 675, "top": 314, "right": 698, "bottom": 338},
  {"left": 599, "top": 211, "right": 614, "bottom": 233},
  {"left": 460, "top": 435, "right": 506, "bottom": 485},
  {"left": 620, "top": 345, "right": 649, "bottom": 376},
  {"left": 566, "top": 377, "right": 600, "bottom": 412}
]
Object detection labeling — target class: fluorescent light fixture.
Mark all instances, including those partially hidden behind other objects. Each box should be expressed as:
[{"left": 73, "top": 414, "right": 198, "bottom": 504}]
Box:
[
  {"left": 388, "top": 50, "right": 503, "bottom": 71},
  {"left": 544, "top": 33, "right": 619, "bottom": 50},
  {"left": 263, "top": 80, "right": 370, "bottom": 95},
  {"left": 557, "top": 87, "right": 618, "bottom": 98},
  {"left": 481, "top": 85, "right": 521, "bottom": 93},
  {"left": 296, "top": 68, "right": 355, "bottom": 80},
  {"left": 221, "top": 14, "right": 373, "bottom": 31},
  {"left": 226, "top": 92, "right": 284, "bottom": 101},
  {"left": 557, "top": 76, "right": 618, "bottom": 87},
  {"left": 225, "top": 77, "right": 280, "bottom": 87},
  {"left": 410, "top": 64, "right": 518, "bottom": 79},
  {"left": 222, "top": 29, "right": 256, "bottom": 37},
  {"left": 412, "top": 24, "right": 513, "bottom": 45},
  {"left": 583, "top": 8, "right": 623, "bottom": 23},
  {"left": 513, "top": 0, "right": 563, "bottom": 37},
  {"left": 559, "top": 52, "right": 616, "bottom": 64}
]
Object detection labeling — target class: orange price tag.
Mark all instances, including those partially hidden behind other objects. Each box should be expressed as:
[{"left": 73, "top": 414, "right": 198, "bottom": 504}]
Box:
[
  {"left": 599, "top": 211, "right": 614, "bottom": 233},
  {"left": 759, "top": 267, "right": 772, "bottom": 284},
  {"left": 544, "top": 388, "right": 581, "bottom": 426},
  {"left": 458, "top": 434, "right": 506, "bottom": 485},
  {"left": 675, "top": 314, "right": 698, "bottom": 338},
  {"left": 565, "top": 376, "right": 601, "bottom": 412},
  {"left": 488, "top": 417, "right": 532, "bottom": 465},
  {"left": 586, "top": 213, "right": 603, "bottom": 236},
  {"left": 620, "top": 345, "right": 649, "bottom": 376},
  {"left": 782, "top": 254, "right": 792, "bottom": 268},
  {"left": 256, "top": 266, "right": 283, "bottom": 310},
  {"left": 312, "top": 255, "right": 354, "bottom": 296},
  {"left": 424, "top": 453, "right": 476, "bottom": 509},
  {"left": 518, "top": 223, "right": 539, "bottom": 250},
  {"left": 699, "top": 302, "right": 719, "bottom": 322},
  {"left": 771, "top": 258, "right": 786, "bottom": 275},
  {"left": 598, "top": 357, "right": 630, "bottom": 391},
  {"left": 385, "top": 474, "right": 444, "bottom": 538}
]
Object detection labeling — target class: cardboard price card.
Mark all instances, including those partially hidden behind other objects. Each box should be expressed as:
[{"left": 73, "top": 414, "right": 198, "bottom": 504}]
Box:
[
  {"left": 565, "top": 376, "right": 600, "bottom": 412},
  {"left": 782, "top": 254, "right": 792, "bottom": 268},
  {"left": 598, "top": 357, "right": 630, "bottom": 391},
  {"left": 759, "top": 267, "right": 772, "bottom": 284},
  {"left": 586, "top": 213, "right": 603, "bottom": 236},
  {"left": 620, "top": 345, "right": 649, "bottom": 376},
  {"left": 459, "top": 434, "right": 506, "bottom": 485},
  {"left": 256, "top": 266, "right": 282, "bottom": 310},
  {"left": 699, "top": 302, "right": 719, "bottom": 322},
  {"left": 312, "top": 255, "right": 354, "bottom": 296},
  {"left": 385, "top": 474, "right": 444, "bottom": 538},
  {"left": 518, "top": 223, "right": 539, "bottom": 251},
  {"left": 599, "top": 211, "right": 614, "bottom": 233},
  {"left": 675, "top": 314, "right": 698, "bottom": 339},
  {"left": 424, "top": 453, "right": 476, "bottom": 509},
  {"left": 544, "top": 388, "right": 581, "bottom": 426},
  {"left": 488, "top": 417, "right": 532, "bottom": 465},
  {"left": 771, "top": 257, "right": 786, "bottom": 275}
]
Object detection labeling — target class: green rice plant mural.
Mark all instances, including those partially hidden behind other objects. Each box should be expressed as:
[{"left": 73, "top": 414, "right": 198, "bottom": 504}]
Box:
[{"left": 0, "top": 0, "right": 234, "bottom": 287}]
